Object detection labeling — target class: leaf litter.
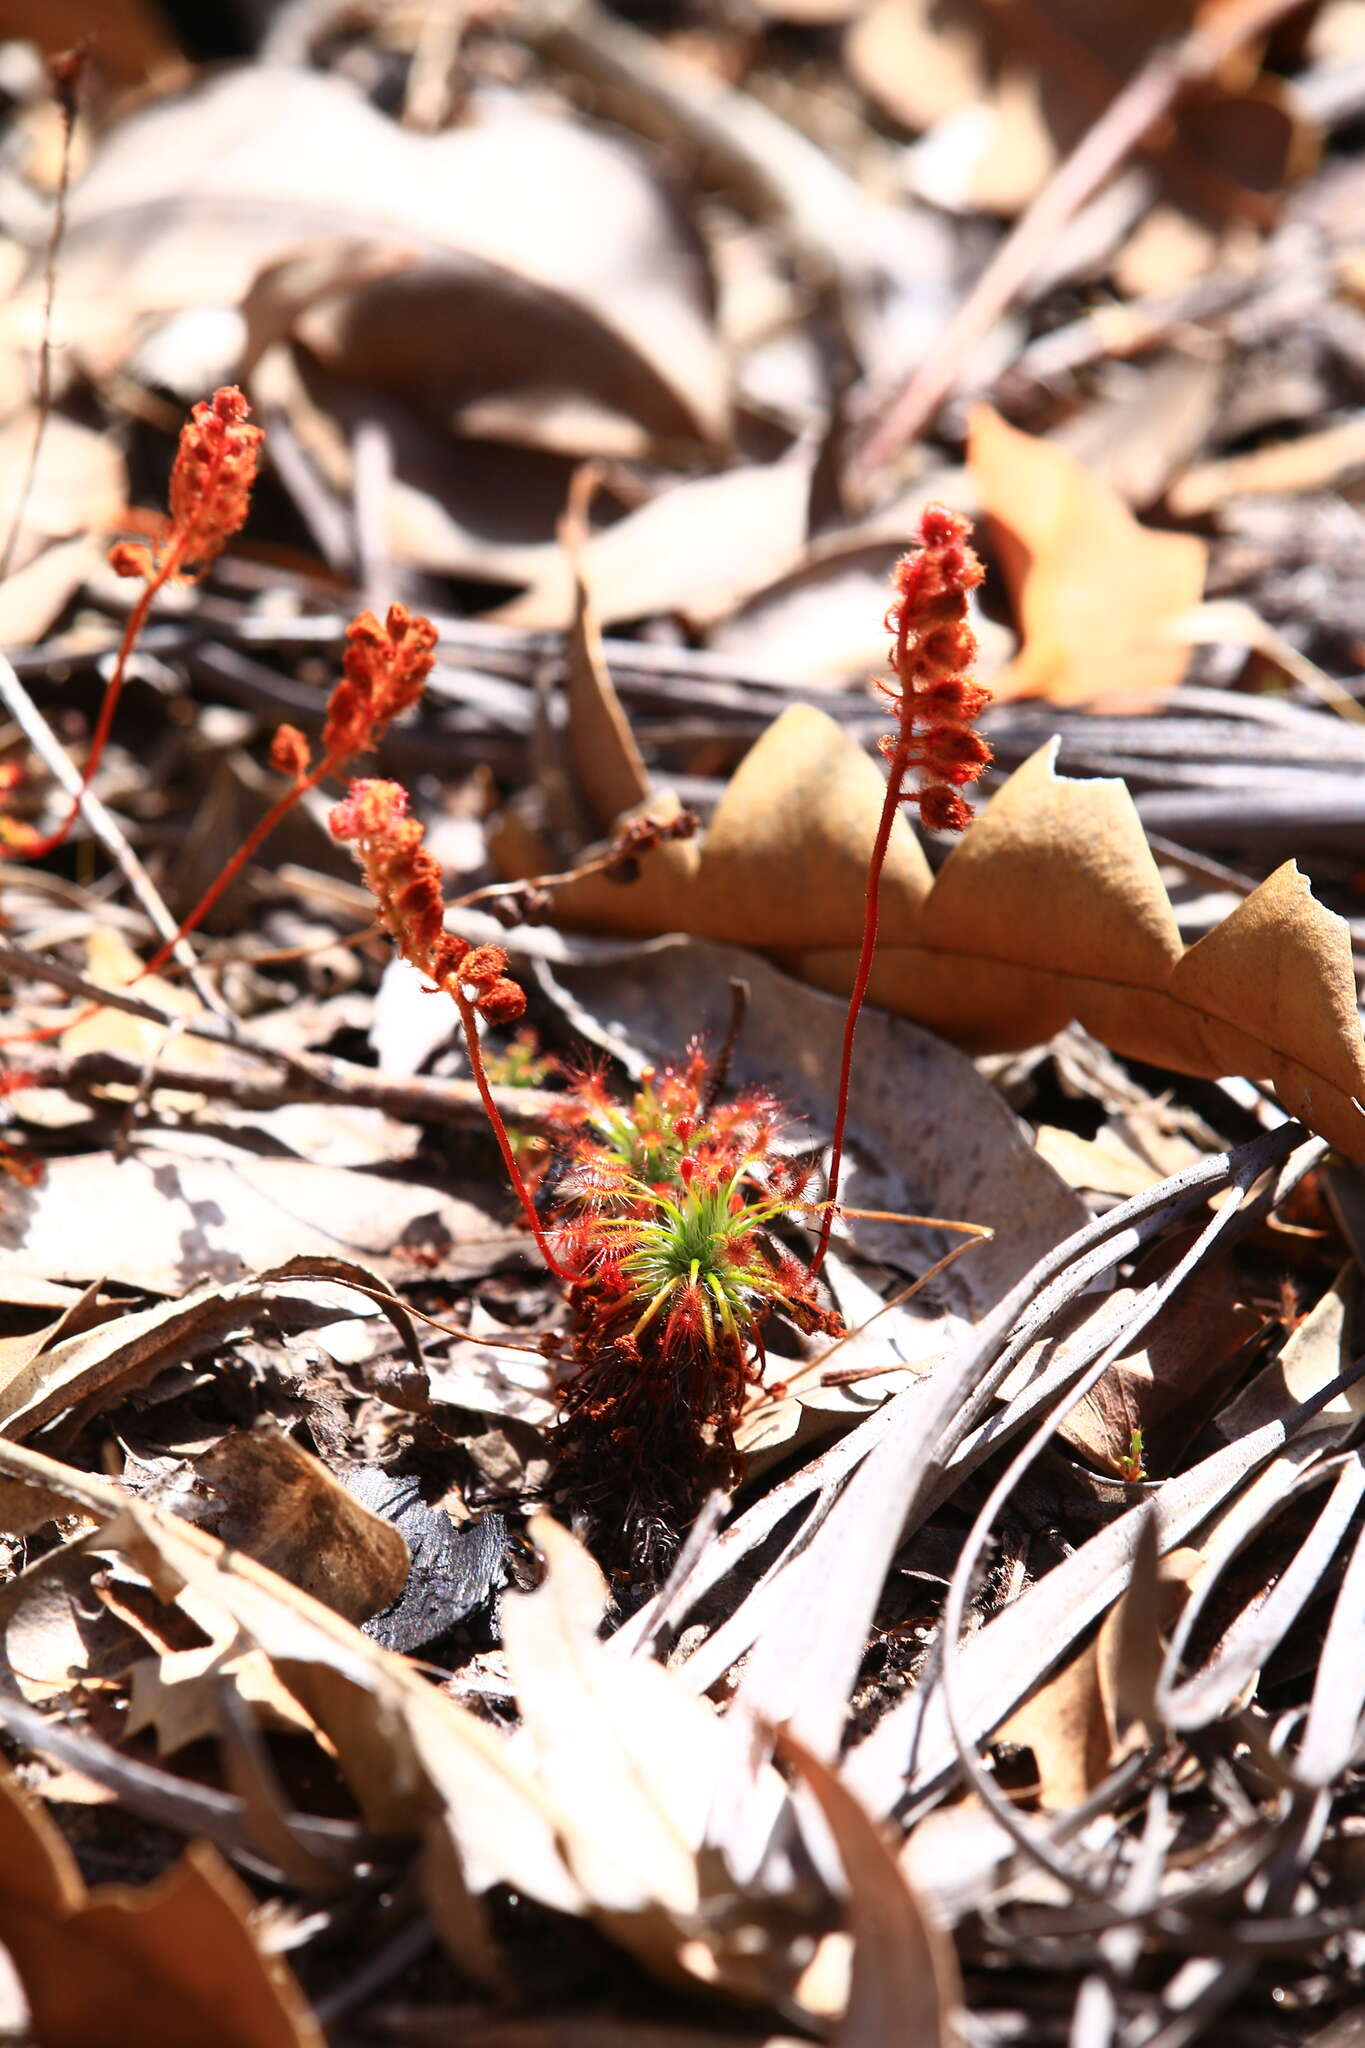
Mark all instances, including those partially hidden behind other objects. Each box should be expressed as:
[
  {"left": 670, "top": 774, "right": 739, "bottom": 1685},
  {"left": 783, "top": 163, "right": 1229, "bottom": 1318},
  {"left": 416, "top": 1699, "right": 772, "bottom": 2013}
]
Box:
[{"left": 0, "top": 6, "right": 1363, "bottom": 2044}]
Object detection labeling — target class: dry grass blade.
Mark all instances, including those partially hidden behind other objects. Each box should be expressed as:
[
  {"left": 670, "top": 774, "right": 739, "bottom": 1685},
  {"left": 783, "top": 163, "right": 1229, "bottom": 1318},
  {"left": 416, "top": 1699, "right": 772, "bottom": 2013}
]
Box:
[
  {"left": 1291, "top": 1511, "right": 1365, "bottom": 1789},
  {"left": 844, "top": 1358, "right": 1365, "bottom": 1822},
  {"left": 651, "top": 1126, "right": 1308, "bottom": 1704},
  {"left": 1156, "top": 1451, "right": 1365, "bottom": 1729}
]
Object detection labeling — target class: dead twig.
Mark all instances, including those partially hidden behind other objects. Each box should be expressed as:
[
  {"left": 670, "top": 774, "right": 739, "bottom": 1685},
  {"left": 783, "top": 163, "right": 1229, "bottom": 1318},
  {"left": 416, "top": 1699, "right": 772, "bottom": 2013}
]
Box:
[{"left": 0, "top": 940, "right": 561, "bottom": 1131}]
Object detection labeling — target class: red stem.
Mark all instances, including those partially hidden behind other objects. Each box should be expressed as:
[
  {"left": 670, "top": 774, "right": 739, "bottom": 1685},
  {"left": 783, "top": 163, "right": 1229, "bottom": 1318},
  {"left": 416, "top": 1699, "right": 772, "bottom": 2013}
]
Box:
[
  {"left": 14, "top": 556, "right": 176, "bottom": 861},
  {"left": 454, "top": 987, "right": 573, "bottom": 1282},
  {"left": 807, "top": 739, "right": 908, "bottom": 1279},
  {"left": 135, "top": 759, "right": 329, "bottom": 984}
]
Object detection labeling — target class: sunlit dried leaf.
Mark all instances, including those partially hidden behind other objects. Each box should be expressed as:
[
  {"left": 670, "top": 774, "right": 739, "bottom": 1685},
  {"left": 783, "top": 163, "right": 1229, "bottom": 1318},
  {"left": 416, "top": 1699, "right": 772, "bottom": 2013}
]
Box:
[
  {"left": 997, "top": 1638, "right": 1111, "bottom": 1809},
  {"left": 515, "top": 707, "right": 1365, "bottom": 1161},
  {"left": 778, "top": 1733, "right": 965, "bottom": 2048},
  {"left": 195, "top": 1427, "right": 410, "bottom": 1626},
  {"left": 0, "top": 412, "right": 126, "bottom": 567},
  {"left": 0, "top": 1439, "right": 584, "bottom": 1980},
  {"left": 0, "top": 1273, "right": 404, "bottom": 1442},
  {"left": 0, "top": 1130, "right": 519, "bottom": 1292},
  {"left": 490, "top": 451, "right": 814, "bottom": 633},
  {"left": 0, "top": 534, "right": 103, "bottom": 648},
  {"left": 968, "top": 405, "right": 1207, "bottom": 704},
  {"left": 504, "top": 1516, "right": 800, "bottom": 2001}
]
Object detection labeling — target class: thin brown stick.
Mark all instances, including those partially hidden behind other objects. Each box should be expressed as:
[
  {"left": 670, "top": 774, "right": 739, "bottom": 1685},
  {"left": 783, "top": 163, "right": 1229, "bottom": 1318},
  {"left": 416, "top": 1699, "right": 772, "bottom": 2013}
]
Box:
[
  {"left": 0, "top": 941, "right": 561, "bottom": 1132},
  {"left": 19, "top": 1039, "right": 556, "bottom": 1132},
  {"left": 852, "top": 0, "right": 1312, "bottom": 493}
]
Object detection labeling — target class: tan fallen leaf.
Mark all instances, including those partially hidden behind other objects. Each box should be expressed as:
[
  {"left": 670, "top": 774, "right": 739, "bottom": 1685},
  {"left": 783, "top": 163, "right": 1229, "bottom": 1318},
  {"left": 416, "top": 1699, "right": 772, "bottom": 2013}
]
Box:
[
  {"left": 0, "top": 412, "right": 126, "bottom": 566},
  {"left": 508, "top": 700, "right": 1365, "bottom": 1162},
  {"left": 503, "top": 1515, "right": 804, "bottom": 2001},
  {"left": 778, "top": 1732, "right": 965, "bottom": 2048},
  {"left": 126, "top": 1638, "right": 321, "bottom": 1758},
  {"left": 0, "top": 1757, "right": 321, "bottom": 2048},
  {"left": 0, "top": 1438, "right": 583, "bottom": 1984},
  {"left": 489, "top": 450, "right": 814, "bottom": 633},
  {"left": 194, "top": 1427, "right": 410, "bottom": 1626},
  {"left": 0, "top": 534, "right": 103, "bottom": 649},
  {"left": 0, "top": 1273, "right": 399, "bottom": 1443},
  {"left": 62, "top": 926, "right": 227, "bottom": 1109},
  {"left": 0, "top": 1129, "right": 521, "bottom": 1292},
  {"left": 968, "top": 405, "right": 1207, "bottom": 704},
  {"left": 1061, "top": 1250, "right": 1262, "bottom": 1478},
  {"left": 997, "top": 1638, "right": 1112, "bottom": 1810},
  {"left": 846, "top": 0, "right": 1314, "bottom": 224}
]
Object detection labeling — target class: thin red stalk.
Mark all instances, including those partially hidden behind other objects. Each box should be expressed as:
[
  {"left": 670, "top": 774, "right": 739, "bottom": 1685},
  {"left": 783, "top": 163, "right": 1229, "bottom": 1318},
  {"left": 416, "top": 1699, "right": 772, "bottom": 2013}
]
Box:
[
  {"left": 454, "top": 986, "right": 573, "bottom": 1282},
  {"left": 16, "top": 558, "right": 175, "bottom": 860},
  {"left": 135, "top": 758, "right": 329, "bottom": 984},
  {"left": 0, "top": 752, "right": 328, "bottom": 1047},
  {"left": 807, "top": 736, "right": 908, "bottom": 1279}
]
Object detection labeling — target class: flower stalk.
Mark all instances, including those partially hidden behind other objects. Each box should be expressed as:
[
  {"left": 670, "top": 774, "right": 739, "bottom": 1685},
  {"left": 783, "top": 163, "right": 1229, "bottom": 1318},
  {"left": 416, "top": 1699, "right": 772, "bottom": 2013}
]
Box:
[{"left": 808, "top": 505, "right": 992, "bottom": 1279}]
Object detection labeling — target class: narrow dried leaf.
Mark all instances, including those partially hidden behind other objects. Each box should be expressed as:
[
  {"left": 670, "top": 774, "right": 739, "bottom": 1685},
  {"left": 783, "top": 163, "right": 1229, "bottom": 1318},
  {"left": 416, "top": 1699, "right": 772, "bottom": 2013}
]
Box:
[
  {"left": 844, "top": 1412, "right": 1302, "bottom": 1816},
  {"left": 560, "top": 487, "right": 652, "bottom": 825},
  {"left": 778, "top": 1733, "right": 965, "bottom": 2048},
  {"left": 503, "top": 1517, "right": 712, "bottom": 1918},
  {"left": 53, "top": 68, "right": 727, "bottom": 447}
]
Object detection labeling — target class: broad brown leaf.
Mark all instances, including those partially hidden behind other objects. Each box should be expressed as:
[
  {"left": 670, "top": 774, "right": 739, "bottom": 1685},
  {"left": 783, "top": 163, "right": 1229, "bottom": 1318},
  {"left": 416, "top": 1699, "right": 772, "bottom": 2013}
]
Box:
[
  {"left": 969, "top": 405, "right": 1207, "bottom": 704},
  {"left": 0, "top": 1759, "right": 320, "bottom": 2048},
  {"left": 505, "top": 703, "right": 1365, "bottom": 1162}
]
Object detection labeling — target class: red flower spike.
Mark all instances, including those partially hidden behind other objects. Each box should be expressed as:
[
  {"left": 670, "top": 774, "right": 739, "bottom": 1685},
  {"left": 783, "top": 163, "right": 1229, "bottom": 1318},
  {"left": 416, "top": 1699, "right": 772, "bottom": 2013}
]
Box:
[
  {"left": 165, "top": 386, "right": 264, "bottom": 578},
  {"left": 124, "top": 605, "right": 440, "bottom": 990},
  {"left": 477, "top": 978, "right": 528, "bottom": 1025},
  {"left": 461, "top": 944, "right": 511, "bottom": 987},
  {"left": 7, "top": 386, "right": 263, "bottom": 863},
  {"left": 322, "top": 604, "right": 438, "bottom": 762},
  {"left": 107, "top": 541, "right": 153, "bottom": 580},
  {"left": 328, "top": 776, "right": 564, "bottom": 1283},
  {"left": 809, "top": 505, "right": 992, "bottom": 1280}
]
